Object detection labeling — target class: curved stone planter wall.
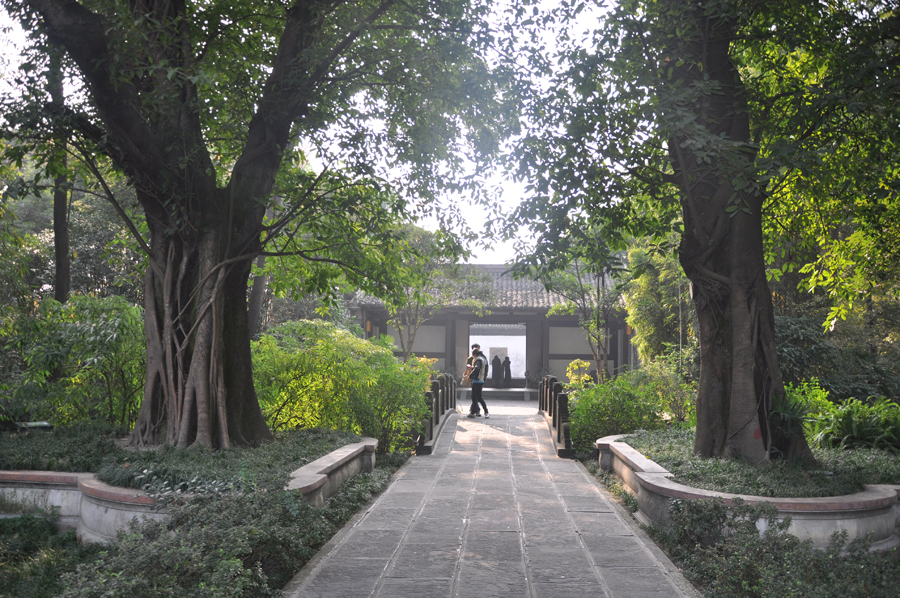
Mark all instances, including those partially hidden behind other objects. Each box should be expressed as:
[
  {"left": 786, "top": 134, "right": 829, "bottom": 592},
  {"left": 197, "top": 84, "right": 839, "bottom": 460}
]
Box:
[
  {"left": 0, "top": 437, "right": 377, "bottom": 543},
  {"left": 595, "top": 435, "right": 900, "bottom": 550}
]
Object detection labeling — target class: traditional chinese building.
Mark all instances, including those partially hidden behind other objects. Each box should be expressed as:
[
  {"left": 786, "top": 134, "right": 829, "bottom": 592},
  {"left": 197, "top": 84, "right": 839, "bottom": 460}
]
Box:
[{"left": 350, "top": 265, "right": 637, "bottom": 384}]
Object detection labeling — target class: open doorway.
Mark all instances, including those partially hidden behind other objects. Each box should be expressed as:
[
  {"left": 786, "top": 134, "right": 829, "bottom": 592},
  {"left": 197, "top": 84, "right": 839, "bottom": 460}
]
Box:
[{"left": 468, "top": 323, "right": 526, "bottom": 378}]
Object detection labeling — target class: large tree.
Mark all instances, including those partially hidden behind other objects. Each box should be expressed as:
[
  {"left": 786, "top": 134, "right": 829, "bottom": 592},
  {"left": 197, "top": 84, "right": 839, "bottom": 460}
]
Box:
[
  {"left": 2, "top": 0, "right": 512, "bottom": 448},
  {"left": 506, "top": 0, "right": 897, "bottom": 462}
]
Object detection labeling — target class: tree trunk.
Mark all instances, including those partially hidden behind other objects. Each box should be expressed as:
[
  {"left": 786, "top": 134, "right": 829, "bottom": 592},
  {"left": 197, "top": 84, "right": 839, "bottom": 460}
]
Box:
[
  {"left": 247, "top": 253, "right": 268, "bottom": 338},
  {"left": 662, "top": 2, "right": 812, "bottom": 463},
  {"left": 130, "top": 207, "right": 273, "bottom": 448},
  {"left": 49, "top": 52, "right": 69, "bottom": 304}
]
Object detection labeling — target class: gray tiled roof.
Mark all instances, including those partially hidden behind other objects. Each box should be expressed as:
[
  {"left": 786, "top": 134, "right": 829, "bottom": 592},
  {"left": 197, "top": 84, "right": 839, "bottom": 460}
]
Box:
[
  {"left": 479, "top": 265, "right": 564, "bottom": 310},
  {"left": 354, "top": 265, "right": 566, "bottom": 312}
]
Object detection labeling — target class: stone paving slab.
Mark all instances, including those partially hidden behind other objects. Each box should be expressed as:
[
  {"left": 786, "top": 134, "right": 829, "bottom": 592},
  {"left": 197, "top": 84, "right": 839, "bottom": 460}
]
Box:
[{"left": 284, "top": 400, "right": 700, "bottom": 598}]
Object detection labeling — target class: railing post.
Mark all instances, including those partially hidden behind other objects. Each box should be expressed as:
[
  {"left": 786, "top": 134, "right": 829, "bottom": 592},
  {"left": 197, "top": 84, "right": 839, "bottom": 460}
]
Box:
[
  {"left": 424, "top": 391, "right": 435, "bottom": 443},
  {"left": 550, "top": 381, "right": 561, "bottom": 419},
  {"left": 556, "top": 392, "right": 569, "bottom": 444},
  {"left": 431, "top": 380, "right": 441, "bottom": 425},
  {"left": 539, "top": 377, "right": 546, "bottom": 411}
]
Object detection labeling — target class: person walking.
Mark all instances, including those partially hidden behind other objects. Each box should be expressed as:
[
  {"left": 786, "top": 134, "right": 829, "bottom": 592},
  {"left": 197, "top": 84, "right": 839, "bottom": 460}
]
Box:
[
  {"left": 491, "top": 354, "right": 503, "bottom": 388},
  {"left": 502, "top": 356, "right": 512, "bottom": 387},
  {"left": 467, "top": 349, "right": 489, "bottom": 418}
]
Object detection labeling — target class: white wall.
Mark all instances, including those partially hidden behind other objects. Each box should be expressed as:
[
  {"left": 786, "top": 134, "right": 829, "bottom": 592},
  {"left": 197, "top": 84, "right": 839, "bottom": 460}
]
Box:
[
  {"left": 387, "top": 324, "right": 446, "bottom": 355},
  {"left": 549, "top": 326, "right": 594, "bottom": 355},
  {"left": 468, "top": 335, "right": 526, "bottom": 377}
]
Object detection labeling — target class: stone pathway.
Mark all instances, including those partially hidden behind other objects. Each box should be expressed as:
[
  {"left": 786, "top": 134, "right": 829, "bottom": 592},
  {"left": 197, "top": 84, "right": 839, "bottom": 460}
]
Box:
[{"left": 283, "top": 401, "right": 698, "bottom": 598}]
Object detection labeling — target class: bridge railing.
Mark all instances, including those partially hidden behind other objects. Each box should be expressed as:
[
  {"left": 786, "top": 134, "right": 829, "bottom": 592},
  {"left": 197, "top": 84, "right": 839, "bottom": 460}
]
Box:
[
  {"left": 416, "top": 372, "right": 456, "bottom": 455},
  {"left": 538, "top": 375, "right": 574, "bottom": 457}
]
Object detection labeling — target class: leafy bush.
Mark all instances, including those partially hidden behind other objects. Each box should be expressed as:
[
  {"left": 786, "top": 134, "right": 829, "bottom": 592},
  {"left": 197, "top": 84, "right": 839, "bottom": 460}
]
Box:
[
  {"left": 1, "top": 295, "right": 144, "bottom": 427},
  {"left": 0, "top": 514, "right": 105, "bottom": 598},
  {"left": 252, "top": 320, "right": 430, "bottom": 451},
  {"left": 61, "top": 457, "right": 407, "bottom": 598},
  {"left": 569, "top": 371, "right": 665, "bottom": 452},
  {"left": 650, "top": 497, "right": 900, "bottom": 598},
  {"left": 810, "top": 396, "right": 900, "bottom": 453}
]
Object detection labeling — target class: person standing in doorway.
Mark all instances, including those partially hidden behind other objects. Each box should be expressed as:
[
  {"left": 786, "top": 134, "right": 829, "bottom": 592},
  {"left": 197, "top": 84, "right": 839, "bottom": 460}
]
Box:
[
  {"left": 468, "top": 349, "right": 489, "bottom": 418},
  {"left": 491, "top": 354, "right": 503, "bottom": 387},
  {"left": 502, "top": 356, "right": 511, "bottom": 387}
]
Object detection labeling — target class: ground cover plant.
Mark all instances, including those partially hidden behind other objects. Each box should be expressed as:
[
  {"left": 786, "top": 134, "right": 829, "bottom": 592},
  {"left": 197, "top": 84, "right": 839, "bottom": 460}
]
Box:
[
  {"left": 0, "top": 453, "right": 407, "bottom": 598},
  {"left": 0, "top": 514, "right": 106, "bottom": 598},
  {"left": 647, "top": 497, "right": 900, "bottom": 598},
  {"left": 625, "top": 426, "right": 900, "bottom": 497},
  {"left": 0, "top": 422, "right": 363, "bottom": 499}
]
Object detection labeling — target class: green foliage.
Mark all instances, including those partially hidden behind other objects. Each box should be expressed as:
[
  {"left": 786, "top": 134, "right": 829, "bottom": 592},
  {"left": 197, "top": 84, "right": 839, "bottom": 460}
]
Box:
[
  {"left": 623, "top": 237, "right": 696, "bottom": 363},
  {"left": 651, "top": 497, "right": 900, "bottom": 598},
  {"left": 1, "top": 295, "right": 144, "bottom": 427},
  {"left": 59, "top": 456, "right": 407, "bottom": 598},
  {"left": 97, "top": 427, "right": 360, "bottom": 499},
  {"left": 517, "top": 226, "right": 626, "bottom": 379},
  {"left": 0, "top": 421, "right": 126, "bottom": 472},
  {"left": 568, "top": 371, "right": 665, "bottom": 452},
  {"left": 384, "top": 226, "right": 494, "bottom": 361},
  {"left": 810, "top": 397, "right": 900, "bottom": 453},
  {"left": 564, "top": 359, "right": 593, "bottom": 390},
  {"left": 775, "top": 315, "right": 900, "bottom": 403},
  {"left": 626, "top": 426, "right": 900, "bottom": 497},
  {"left": 252, "top": 320, "right": 431, "bottom": 451},
  {"left": 0, "top": 514, "right": 105, "bottom": 598}
]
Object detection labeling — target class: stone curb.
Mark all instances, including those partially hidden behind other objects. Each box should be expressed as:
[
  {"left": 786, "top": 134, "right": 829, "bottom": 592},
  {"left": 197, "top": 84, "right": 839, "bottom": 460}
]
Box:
[
  {"left": 595, "top": 435, "right": 900, "bottom": 549},
  {"left": 1, "top": 436, "right": 380, "bottom": 541}
]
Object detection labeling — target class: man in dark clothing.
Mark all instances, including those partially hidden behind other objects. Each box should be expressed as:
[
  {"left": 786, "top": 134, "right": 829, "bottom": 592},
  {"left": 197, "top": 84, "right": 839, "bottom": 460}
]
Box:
[
  {"left": 491, "top": 355, "right": 503, "bottom": 387},
  {"left": 467, "top": 349, "right": 489, "bottom": 418}
]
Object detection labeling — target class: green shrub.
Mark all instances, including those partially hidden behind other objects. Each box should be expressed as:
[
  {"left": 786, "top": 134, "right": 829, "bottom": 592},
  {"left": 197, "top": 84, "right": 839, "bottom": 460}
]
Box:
[
  {"left": 60, "top": 456, "right": 407, "bottom": 598},
  {"left": 1, "top": 295, "right": 144, "bottom": 427},
  {"left": 0, "top": 514, "right": 105, "bottom": 598},
  {"left": 252, "top": 320, "right": 430, "bottom": 451},
  {"left": 569, "top": 371, "right": 665, "bottom": 452},
  {"left": 810, "top": 396, "right": 900, "bottom": 452},
  {"left": 650, "top": 497, "right": 900, "bottom": 598}
]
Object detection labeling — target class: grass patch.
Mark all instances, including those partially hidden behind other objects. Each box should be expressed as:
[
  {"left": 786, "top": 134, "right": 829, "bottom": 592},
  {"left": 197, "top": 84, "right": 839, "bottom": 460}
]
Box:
[{"left": 624, "top": 426, "right": 900, "bottom": 497}]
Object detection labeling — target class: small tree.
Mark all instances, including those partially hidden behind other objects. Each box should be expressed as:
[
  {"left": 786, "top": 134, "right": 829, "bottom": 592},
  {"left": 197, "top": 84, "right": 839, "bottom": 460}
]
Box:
[
  {"left": 386, "top": 227, "right": 494, "bottom": 361},
  {"left": 523, "top": 227, "right": 626, "bottom": 380}
]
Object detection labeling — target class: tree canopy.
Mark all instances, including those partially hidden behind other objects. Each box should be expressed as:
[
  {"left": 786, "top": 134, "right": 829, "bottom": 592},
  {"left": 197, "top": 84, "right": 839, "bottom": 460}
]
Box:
[
  {"left": 1, "top": 0, "right": 517, "bottom": 448},
  {"left": 504, "top": 0, "right": 899, "bottom": 462}
]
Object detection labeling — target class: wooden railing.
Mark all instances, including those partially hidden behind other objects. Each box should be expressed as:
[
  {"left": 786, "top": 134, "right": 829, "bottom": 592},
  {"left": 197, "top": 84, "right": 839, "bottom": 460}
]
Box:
[
  {"left": 538, "top": 375, "right": 574, "bottom": 457},
  {"left": 416, "top": 372, "right": 456, "bottom": 455}
]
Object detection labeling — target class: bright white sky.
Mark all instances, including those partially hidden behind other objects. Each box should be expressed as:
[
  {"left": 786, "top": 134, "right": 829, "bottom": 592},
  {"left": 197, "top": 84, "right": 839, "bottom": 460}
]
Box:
[{"left": 0, "top": 3, "right": 608, "bottom": 267}]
